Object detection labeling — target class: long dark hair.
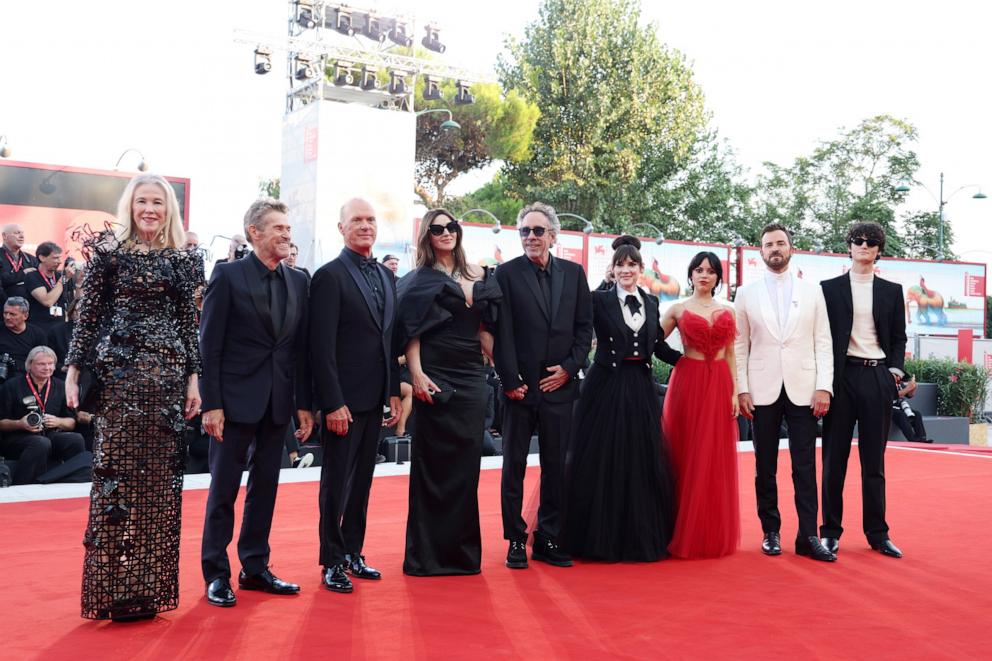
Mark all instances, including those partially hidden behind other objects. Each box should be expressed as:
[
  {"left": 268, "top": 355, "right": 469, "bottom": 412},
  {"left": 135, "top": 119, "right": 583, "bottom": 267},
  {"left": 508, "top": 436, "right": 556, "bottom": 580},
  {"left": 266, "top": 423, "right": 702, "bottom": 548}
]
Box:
[
  {"left": 687, "top": 251, "right": 723, "bottom": 293},
  {"left": 416, "top": 208, "right": 473, "bottom": 278}
]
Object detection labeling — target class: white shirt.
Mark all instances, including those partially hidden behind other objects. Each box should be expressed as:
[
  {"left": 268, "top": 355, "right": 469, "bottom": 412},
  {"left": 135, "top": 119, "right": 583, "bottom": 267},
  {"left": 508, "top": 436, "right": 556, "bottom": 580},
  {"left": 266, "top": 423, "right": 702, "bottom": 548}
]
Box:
[
  {"left": 616, "top": 285, "right": 645, "bottom": 332},
  {"left": 848, "top": 271, "right": 886, "bottom": 359},
  {"left": 763, "top": 268, "right": 793, "bottom": 334}
]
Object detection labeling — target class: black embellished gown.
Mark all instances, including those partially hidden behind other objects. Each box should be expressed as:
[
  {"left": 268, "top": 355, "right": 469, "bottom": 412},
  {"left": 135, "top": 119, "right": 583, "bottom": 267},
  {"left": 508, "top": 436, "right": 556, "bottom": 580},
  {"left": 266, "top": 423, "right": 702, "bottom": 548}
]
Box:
[
  {"left": 67, "top": 236, "right": 203, "bottom": 620},
  {"left": 395, "top": 267, "right": 501, "bottom": 576}
]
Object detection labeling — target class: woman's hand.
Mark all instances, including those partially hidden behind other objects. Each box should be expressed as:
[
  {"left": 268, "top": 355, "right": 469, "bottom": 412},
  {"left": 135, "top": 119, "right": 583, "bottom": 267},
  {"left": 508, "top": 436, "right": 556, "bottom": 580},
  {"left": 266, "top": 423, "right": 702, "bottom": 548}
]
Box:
[
  {"left": 411, "top": 370, "right": 440, "bottom": 405},
  {"left": 731, "top": 394, "right": 740, "bottom": 418},
  {"left": 184, "top": 374, "right": 201, "bottom": 420},
  {"left": 65, "top": 365, "right": 80, "bottom": 409}
]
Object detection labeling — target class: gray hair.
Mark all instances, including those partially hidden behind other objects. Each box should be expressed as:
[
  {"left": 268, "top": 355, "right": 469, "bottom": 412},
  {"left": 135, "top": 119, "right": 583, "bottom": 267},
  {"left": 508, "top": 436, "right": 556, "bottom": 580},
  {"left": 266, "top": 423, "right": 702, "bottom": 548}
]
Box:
[
  {"left": 516, "top": 201, "right": 561, "bottom": 235},
  {"left": 243, "top": 198, "right": 288, "bottom": 244},
  {"left": 25, "top": 345, "right": 56, "bottom": 371},
  {"left": 3, "top": 296, "right": 29, "bottom": 313}
]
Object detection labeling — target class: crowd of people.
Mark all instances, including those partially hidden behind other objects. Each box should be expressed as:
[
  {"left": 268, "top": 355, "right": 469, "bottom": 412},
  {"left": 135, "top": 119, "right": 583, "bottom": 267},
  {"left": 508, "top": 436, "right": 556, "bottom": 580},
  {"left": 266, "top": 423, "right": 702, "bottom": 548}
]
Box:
[{"left": 0, "top": 172, "right": 915, "bottom": 623}]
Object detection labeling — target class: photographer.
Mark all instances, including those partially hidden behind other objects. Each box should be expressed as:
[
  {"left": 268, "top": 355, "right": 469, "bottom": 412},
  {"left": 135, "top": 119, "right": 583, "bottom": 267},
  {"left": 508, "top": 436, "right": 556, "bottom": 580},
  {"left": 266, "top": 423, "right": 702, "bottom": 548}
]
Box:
[
  {"left": 26, "top": 242, "right": 75, "bottom": 332},
  {"left": 0, "top": 297, "right": 48, "bottom": 381},
  {"left": 0, "top": 345, "right": 84, "bottom": 484},
  {"left": 0, "top": 223, "right": 40, "bottom": 301},
  {"left": 891, "top": 376, "right": 933, "bottom": 443}
]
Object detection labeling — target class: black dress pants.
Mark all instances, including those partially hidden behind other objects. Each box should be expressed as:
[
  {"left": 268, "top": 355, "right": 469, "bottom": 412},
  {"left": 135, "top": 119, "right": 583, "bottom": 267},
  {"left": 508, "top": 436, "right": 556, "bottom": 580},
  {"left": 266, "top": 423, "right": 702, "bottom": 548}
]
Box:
[
  {"left": 201, "top": 405, "right": 289, "bottom": 582},
  {"left": 752, "top": 387, "right": 820, "bottom": 540},
  {"left": 821, "top": 363, "right": 894, "bottom": 544},
  {"left": 318, "top": 408, "right": 382, "bottom": 567},
  {"left": 0, "top": 432, "right": 85, "bottom": 485},
  {"left": 891, "top": 405, "right": 926, "bottom": 442},
  {"left": 500, "top": 397, "right": 572, "bottom": 542}
]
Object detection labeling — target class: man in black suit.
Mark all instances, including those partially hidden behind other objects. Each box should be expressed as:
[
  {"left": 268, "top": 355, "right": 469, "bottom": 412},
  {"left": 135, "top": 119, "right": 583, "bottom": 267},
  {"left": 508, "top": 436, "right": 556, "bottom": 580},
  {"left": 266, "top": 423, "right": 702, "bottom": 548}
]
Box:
[
  {"left": 199, "top": 198, "right": 314, "bottom": 607},
  {"left": 494, "top": 202, "right": 593, "bottom": 569},
  {"left": 310, "top": 197, "right": 400, "bottom": 594},
  {"left": 819, "top": 221, "right": 907, "bottom": 559}
]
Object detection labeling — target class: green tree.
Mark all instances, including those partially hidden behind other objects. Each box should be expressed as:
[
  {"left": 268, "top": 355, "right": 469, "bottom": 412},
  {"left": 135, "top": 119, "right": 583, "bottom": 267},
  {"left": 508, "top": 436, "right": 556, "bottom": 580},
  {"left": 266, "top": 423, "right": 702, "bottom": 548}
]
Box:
[
  {"left": 900, "top": 210, "right": 956, "bottom": 260},
  {"left": 415, "top": 82, "right": 539, "bottom": 207},
  {"left": 258, "top": 177, "right": 280, "bottom": 199},
  {"left": 445, "top": 174, "right": 524, "bottom": 225},
  {"left": 498, "top": 0, "right": 707, "bottom": 230}
]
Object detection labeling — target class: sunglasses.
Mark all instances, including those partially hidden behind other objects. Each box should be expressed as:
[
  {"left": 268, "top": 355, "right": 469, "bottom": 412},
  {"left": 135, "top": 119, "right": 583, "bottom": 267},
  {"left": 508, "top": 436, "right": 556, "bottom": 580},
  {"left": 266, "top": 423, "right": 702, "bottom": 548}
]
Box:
[
  {"left": 428, "top": 221, "right": 461, "bottom": 236},
  {"left": 851, "top": 237, "right": 880, "bottom": 248},
  {"left": 518, "top": 226, "right": 548, "bottom": 237}
]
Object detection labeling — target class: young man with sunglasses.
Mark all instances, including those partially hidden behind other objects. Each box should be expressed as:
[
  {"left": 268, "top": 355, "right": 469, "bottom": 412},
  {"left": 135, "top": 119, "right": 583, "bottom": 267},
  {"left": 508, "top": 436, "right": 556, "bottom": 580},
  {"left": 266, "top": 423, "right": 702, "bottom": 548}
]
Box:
[
  {"left": 493, "top": 202, "right": 593, "bottom": 569},
  {"left": 819, "top": 222, "right": 907, "bottom": 559}
]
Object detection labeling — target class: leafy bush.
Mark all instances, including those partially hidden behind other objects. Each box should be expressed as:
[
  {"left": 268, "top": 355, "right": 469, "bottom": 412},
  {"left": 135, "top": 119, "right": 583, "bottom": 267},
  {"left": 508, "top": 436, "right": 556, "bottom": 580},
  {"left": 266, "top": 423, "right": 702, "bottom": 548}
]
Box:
[
  {"left": 652, "top": 360, "right": 674, "bottom": 385},
  {"left": 904, "top": 358, "right": 990, "bottom": 422}
]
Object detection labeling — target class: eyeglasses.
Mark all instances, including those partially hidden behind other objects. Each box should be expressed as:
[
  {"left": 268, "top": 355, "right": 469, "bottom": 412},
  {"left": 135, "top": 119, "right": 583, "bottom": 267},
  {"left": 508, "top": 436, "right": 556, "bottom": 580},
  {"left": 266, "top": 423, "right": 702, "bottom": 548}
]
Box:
[
  {"left": 518, "top": 226, "right": 548, "bottom": 237},
  {"left": 428, "top": 221, "right": 460, "bottom": 236},
  {"left": 851, "top": 237, "right": 880, "bottom": 248}
]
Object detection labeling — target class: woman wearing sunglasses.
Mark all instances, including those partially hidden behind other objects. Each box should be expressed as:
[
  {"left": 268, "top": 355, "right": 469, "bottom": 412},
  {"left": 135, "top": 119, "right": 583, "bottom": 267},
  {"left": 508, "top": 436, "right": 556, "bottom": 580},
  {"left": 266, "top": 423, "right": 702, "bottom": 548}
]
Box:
[{"left": 394, "top": 209, "right": 501, "bottom": 576}]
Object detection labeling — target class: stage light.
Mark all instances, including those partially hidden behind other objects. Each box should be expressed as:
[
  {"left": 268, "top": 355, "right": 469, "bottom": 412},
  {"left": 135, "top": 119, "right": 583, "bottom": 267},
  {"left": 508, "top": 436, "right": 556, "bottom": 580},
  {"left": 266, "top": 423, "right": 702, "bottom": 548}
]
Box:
[
  {"left": 333, "top": 61, "right": 355, "bottom": 86},
  {"left": 388, "top": 70, "right": 409, "bottom": 95},
  {"left": 362, "top": 13, "right": 385, "bottom": 43},
  {"left": 454, "top": 80, "right": 474, "bottom": 105},
  {"left": 294, "top": 54, "right": 318, "bottom": 81},
  {"left": 0, "top": 135, "right": 10, "bottom": 159},
  {"left": 254, "top": 46, "right": 272, "bottom": 75},
  {"left": 423, "top": 75, "right": 442, "bottom": 101},
  {"left": 388, "top": 21, "right": 413, "bottom": 47},
  {"left": 295, "top": 1, "right": 319, "bottom": 30},
  {"left": 333, "top": 7, "right": 354, "bottom": 36},
  {"left": 360, "top": 66, "right": 379, "bottom": 90},
  {"left": 422, "top": 23, "right": 445, "bottom": 53}
]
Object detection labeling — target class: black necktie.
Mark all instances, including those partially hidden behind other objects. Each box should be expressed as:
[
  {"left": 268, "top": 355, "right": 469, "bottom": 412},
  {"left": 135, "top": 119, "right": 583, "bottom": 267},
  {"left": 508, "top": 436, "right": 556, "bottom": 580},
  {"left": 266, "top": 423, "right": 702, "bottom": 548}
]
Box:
[
  {"left": 267, "top": 270, "right": 285, "bottom": 336},
  {"left": 537, "top": 268, "right": 552, "bottom": 313},
  {"left": 624, "top": 294, "right": 641, "bottom": 315}
]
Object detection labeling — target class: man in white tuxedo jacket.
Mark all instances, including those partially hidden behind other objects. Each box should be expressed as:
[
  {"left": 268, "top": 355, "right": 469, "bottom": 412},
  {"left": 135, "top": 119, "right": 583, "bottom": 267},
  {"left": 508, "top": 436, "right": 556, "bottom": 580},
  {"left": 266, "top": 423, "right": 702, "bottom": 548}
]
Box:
[{"left": 735, "top": 223, "right": 836, "bottom": 562}]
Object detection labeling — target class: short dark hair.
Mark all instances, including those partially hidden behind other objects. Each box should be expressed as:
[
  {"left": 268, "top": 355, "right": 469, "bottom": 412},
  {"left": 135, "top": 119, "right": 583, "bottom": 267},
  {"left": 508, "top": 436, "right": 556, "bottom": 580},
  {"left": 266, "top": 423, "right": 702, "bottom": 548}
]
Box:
[
  {"left": 687, "top": 251, "right": 724, "bottom": 293},
  {"left": 846, "top": 221, "right": 886, "bottom": 258},
  {"left": 610, "top": 235, "right": 643, "bottom": 268},
  {"left": 759, "top": 222, "right": 793, "bottom": 246},
  {"left": 382, "top": 254, "right": 399, "bottom": 263},
  {"left": 36, "top": 241, "right": 62, "bottom": 258}
]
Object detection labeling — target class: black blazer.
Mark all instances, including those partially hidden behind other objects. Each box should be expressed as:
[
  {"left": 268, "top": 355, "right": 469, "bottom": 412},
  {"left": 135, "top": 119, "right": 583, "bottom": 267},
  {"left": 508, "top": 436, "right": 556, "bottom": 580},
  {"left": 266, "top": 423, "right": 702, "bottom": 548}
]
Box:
[
  {"left": 591, "top": 286, "right": 682, "bottom": 369},
  {"left": 199, "top": 256, "right": 311, "bottom": 425},
  {"left": 309, "top": 249, "right": 399, "bottom": 414},
  {"left": 494, "top": 255, "right": 593, "bottom": 405},
  {"left": 821, "top": 272, "right": 907, "bottom": 393}
]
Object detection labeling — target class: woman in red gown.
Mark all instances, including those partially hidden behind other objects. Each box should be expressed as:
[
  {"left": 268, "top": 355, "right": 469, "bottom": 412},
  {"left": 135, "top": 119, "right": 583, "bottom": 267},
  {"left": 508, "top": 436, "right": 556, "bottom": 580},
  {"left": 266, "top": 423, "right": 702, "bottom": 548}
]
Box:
[{"left": 661, "top": 251, "right": 741, "bottom": 558}]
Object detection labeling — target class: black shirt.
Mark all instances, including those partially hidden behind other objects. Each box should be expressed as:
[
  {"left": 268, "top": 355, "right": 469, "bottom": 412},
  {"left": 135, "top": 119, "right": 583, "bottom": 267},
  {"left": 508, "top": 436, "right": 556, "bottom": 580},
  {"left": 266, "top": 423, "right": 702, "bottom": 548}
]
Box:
[
  {"left": 24, "top": 269, "right": 67, "bottom": 329},
  {"left": 0, "top": 374, "right": 71, "bottom": 441},
  {"left": 0, "top": 323, "right": 49, "bottom": 380},
  {"left": 0, "top": 247, "right": 40, "bottom": 300},
  {"left": 344, "top": 247, "right": 385, "bottom": 320},
  {"left": 248, "top": 252, "right": 286, "bottom": 334}
]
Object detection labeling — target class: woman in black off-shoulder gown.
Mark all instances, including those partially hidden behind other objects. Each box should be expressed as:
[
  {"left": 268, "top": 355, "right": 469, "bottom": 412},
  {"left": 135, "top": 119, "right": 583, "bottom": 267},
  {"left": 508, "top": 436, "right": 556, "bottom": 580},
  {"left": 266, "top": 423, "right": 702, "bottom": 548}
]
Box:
[{"left": 395, "top": 209, "right": 500, "bottom": 576}]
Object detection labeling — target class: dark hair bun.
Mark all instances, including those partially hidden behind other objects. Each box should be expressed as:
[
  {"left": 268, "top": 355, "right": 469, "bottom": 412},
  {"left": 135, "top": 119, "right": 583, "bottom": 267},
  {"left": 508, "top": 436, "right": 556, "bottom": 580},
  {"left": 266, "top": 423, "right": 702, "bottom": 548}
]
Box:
[{"left": 612, "top": 234, "right": 641, "bottom": 250}]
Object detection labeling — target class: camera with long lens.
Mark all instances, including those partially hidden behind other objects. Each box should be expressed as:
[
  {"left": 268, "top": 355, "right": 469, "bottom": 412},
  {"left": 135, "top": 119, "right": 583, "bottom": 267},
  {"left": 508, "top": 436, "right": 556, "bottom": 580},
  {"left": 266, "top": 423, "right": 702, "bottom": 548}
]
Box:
[
  {"left": 0, "top": 353, "right": 15, "bottom": 382},
  {"left": 22, "top": 396, "right": 43, "bottom": 430},
  {"left": 234, "top": 244, "right": 253, "bottom": 260}
]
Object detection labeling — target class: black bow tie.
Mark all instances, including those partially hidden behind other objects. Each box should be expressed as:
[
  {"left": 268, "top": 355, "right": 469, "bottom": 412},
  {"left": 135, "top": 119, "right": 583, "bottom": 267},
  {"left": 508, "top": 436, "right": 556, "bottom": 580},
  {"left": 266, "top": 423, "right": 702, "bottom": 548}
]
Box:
[
  {"left": 358, "top": 257, "right": 378, "bottom": 272},
  {"left": 624, "top": 294, "right": 641, "bottom": 315}
]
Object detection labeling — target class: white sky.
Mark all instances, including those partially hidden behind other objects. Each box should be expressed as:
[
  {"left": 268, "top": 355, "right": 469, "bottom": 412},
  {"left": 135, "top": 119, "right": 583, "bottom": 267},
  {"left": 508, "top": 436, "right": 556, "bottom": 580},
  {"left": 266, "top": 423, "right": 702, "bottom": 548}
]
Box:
[{"left": 2, "top": 0, "right": 990, "bottom": 269}]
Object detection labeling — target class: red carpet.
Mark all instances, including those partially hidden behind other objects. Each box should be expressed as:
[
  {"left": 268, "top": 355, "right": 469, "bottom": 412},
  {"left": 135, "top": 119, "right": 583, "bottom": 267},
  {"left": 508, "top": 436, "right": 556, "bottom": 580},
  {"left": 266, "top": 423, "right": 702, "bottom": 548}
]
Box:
[{"left": 3, "top": 446, "right": 992, "bottom": 659}]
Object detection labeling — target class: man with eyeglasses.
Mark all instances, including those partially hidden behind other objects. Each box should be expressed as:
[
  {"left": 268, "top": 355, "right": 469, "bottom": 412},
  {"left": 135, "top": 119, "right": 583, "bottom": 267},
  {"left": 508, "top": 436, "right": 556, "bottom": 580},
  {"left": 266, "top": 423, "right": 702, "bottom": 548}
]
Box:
[
  {"left": 819, "top": 222, "right": 907, "bottom": 559},
  {"left": 493, "top": 202, "right": 593, "bottom": 570}
]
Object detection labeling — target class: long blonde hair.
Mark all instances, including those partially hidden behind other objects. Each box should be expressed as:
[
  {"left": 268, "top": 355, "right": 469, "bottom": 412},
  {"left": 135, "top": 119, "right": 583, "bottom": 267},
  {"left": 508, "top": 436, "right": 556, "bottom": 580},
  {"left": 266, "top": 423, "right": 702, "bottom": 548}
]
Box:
[{"left": 114, "top": 173, "right": 187, "bottom": 249}]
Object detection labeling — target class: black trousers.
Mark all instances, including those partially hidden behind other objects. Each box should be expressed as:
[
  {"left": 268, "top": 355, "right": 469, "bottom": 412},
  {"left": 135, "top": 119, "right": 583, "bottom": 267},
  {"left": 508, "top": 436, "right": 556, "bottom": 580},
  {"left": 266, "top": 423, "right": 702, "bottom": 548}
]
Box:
[
  {"left": 0, "top": 432, "right": 85, "bottom": 485},
  {"left": 891, "top": 406, "right": 926, "bottom": 442},
  {"left": 751, "top": 387, "right": 819, "bottom": 540},
  {"left": 201, "top": 406, "right": 289, "bottom": 582},
  {"left": 318, "top": 408, "right": 381, "bottom": 567},
  {"left": 500, "top": 397, "right": 572, "bottom": 542},
  {"left": 821, "top": 363, "right": 894, "bottom": 544}
]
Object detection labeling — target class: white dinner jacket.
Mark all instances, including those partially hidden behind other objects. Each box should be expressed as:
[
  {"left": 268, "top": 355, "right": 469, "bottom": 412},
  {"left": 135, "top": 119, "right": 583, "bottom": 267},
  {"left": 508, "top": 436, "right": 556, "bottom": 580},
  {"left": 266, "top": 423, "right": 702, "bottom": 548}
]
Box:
[{"left": 734, "top": 272, "right": 833, "bottom": 407}]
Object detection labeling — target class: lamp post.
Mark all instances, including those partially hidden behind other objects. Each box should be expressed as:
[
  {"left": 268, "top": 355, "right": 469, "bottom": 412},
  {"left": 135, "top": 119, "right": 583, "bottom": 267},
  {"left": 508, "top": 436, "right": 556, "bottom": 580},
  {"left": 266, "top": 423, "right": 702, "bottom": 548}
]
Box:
[
  {"left": 630, "top": 223, "right": 665, "bottom": 245},
  {"left": 114, "top": 148, "right": 148, "bottom": 171},
  {"left": 558, "top": 212, "right": 594, "bottom": 235},
  {"left": 896, "top": 172, "right": 986, "bottom": 260},
  {"left": 461, "top": 208, "right": 502, "bottom": 234},
  {"left": 414, "top": 108, "right": 460, "bottom": 131}
]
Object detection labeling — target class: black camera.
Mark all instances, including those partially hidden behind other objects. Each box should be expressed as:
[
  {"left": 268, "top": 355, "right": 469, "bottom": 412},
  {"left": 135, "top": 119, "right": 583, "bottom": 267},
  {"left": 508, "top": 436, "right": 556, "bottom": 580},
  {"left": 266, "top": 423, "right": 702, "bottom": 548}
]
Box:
[
  {"left": 22, "top": 396, "right": 42, "bottom": 430},
  {"left": 0, "top": 353, "right": 15, "bottom": 382},
  {"left": 234, "top": 244, "right": 253, "bottom": 260}
]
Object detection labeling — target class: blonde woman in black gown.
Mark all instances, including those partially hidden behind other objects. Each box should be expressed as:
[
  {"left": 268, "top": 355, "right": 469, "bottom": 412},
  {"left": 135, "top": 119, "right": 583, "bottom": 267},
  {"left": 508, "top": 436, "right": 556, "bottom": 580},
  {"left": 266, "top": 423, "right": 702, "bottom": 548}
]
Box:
[{"left": 66, "top": 174, "right": 203, "bottom": 621}]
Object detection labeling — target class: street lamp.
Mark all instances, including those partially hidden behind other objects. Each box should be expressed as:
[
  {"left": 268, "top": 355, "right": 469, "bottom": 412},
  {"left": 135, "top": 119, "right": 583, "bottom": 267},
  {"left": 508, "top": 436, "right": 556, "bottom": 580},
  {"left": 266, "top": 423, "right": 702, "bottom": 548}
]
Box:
[
  {"left": 558, "top": 212, "right": 594, "bottom": 235},
  {"left": 414, "top": 108, "right": 460, "bottom": 131},
  {"left": 461, "top": 208, "right": 502, "bottom": 234},
  {"left": 0, "top": 135, "right": 10, "bottom": 158},
  {"left": 114, "top": 148, "right": 148, "bottom": 171},
  {"left": 896, "top": 172, "right": 986, "bottom": 260},
  {"left": 630, "top": 222, "right": 665, "bottom": 245}
]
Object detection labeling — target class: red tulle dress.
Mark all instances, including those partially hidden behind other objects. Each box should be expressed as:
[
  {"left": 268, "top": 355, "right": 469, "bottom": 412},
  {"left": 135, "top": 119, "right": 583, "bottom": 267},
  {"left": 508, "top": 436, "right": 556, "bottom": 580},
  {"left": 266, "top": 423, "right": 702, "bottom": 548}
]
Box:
[{"left": 663, "top": 308, "right": 741, "bottom": 559}]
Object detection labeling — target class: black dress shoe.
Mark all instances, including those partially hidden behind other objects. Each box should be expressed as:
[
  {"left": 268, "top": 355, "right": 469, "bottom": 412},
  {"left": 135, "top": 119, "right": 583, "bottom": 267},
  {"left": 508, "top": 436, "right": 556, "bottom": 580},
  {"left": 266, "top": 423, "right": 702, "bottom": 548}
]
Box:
[
  {"left": 322, "top": 564, "right": 354, "bottom": 593},
  {"left": 821, "top": 537, "right": 839, "bottom": 555},
  {"left": 870, "top": 539, "right": 903, "bottom": 558},
  {"left": 506, "top": 540, "right": 528, "bottom": 569},
  {"left": 761, "top": 532, "right": 782, "bottom": 556},
  {"left": 206, "top": 578, "right": 236, "bottom": 607},
  {"left": 346, "top": 553, "right": 382, "bottom": 580},
  {"left": 796, "top": 536, "right": 837, "bottom": 562},
  {"left": 238, "top": 569, "right": 300, "bottom": 595},
  {"left": 532, "top": 536, "right": 573, "bottom": 567}
]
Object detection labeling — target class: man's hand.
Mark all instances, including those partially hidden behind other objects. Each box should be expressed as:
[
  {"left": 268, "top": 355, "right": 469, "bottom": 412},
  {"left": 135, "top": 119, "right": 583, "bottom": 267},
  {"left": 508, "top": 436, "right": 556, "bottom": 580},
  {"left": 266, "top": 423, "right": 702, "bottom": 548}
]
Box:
[
  {"left": 21, "top": 414, "right": 42, "bottom": 433},
  {"left": 811, "top": 389, "right": 831, "bottom": 418},
  {"left": 538, "top": 365, "right": 569, "bottom": 393},
  {"left": 203, "top": 408, "right": 225, "bottom": 441},
  {"left": 738, "top": 393, "right": 755, "bottom": 420},
  {"left": 325, "top": 405, "right": 353, "bottom": 437},
  {"left": 383, "top": 396, "right": 402, "bottom": 427},
  {"left": 504, "top": 385, "right": 528, "bottom": 400},
  {"left": 295, "top": 409, "right": 314, "bottom": 442},
  {"left": 42, "top": 414, "right": 61, "bottom": 430}
]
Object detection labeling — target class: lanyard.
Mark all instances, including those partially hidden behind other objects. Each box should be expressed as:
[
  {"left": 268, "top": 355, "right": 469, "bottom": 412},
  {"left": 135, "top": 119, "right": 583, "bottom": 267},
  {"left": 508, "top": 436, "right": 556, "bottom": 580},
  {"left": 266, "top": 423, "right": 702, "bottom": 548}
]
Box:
[
  {"left": 26, "top": 375, "right": 51, "bottom": 414},
  {"left": 4, "top": 250, "right": 23, "bottom": 273},
  {"left": 39, "top": 269, "right": 57, "bottom": 290}
]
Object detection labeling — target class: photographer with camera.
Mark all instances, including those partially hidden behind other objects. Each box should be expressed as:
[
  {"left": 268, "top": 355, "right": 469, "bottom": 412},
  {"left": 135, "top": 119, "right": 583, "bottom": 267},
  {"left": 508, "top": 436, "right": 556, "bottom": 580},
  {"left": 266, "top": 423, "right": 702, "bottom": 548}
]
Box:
[
  {"left": 213, "top": 234, "right": 249, "bottom": 270},
  {"left": 26, "top": 242, "right": 75, "bottom": 332},
  {"left": 0, "top": 223, "right": 40, "bottom": 301},
  {"left": 0, "top": 345, "right": 84, "bottom": 484},
  {"left": 0, "top": 297, "right": 48, "bottom": 381}
]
